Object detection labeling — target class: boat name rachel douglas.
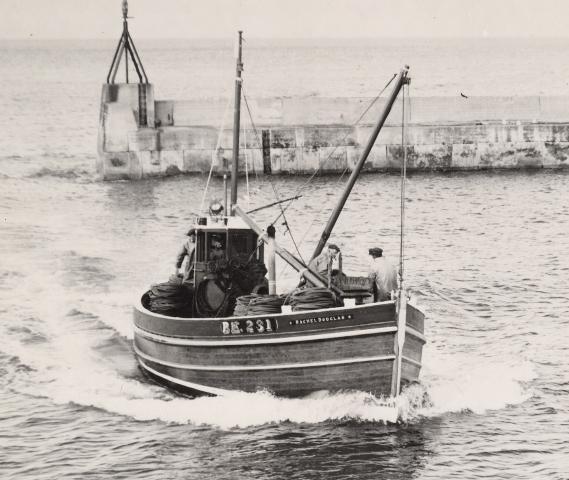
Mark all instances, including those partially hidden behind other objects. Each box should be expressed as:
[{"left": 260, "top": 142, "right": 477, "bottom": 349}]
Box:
[{"left": 289, "top": 314, "right": 354, "bottom": 326}]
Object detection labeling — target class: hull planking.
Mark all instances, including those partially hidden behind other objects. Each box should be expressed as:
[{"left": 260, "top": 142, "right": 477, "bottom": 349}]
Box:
[{"left": 133, "top": 297, "right": 425, "bottom": 398}]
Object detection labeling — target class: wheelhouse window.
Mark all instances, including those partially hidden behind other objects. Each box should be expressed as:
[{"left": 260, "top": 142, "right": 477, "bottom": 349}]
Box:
[
  {"left": 229, "top": 233, "right": 250, "bottom": 257},
  {"left": 228, "top": 230, "right": 261, "bottom": 260},
  {"left": 197, "top": 230, "right": 261, "bottom": 262}
]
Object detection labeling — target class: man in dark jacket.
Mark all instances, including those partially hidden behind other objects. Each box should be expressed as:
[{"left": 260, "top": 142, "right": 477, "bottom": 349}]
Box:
[{"left": 175, "top": 228, "right": 196, "bottom": 283}]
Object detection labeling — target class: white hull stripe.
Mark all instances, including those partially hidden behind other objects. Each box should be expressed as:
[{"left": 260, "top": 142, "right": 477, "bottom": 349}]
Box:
[
  {"left": 134, "top": 324, "right": 397, "bottom": 347},
  {"left": 134, "top": 344, "right": 396, "bottom": 371},
  {"left": 401, "top": 356, "right": 423, "bottom": 368},
  {"left": 405, "top": 326, "right": 427, "bottom": 344},
  {"left": 138, "top": 359, "right": 230, "bottom": 396}
]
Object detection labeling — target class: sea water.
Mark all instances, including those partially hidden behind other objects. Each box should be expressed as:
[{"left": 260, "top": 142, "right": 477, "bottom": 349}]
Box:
[{"left": 0, "top": 38, "right": 568, "bottom": 479}]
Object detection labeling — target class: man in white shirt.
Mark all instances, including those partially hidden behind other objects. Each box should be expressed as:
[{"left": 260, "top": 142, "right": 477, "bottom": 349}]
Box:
[{"left": 368, "top": 247, "right": 397, "bottom": 301}]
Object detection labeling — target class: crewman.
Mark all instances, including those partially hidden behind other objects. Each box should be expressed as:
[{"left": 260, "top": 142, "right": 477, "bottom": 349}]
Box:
[
  {"left": 175, "top": 228, "right": 196, "bottom": 283},
  {"left": 209, "top": 235, "right": 225, "bottom": 260},
  {"left": 368, "top": 247, "right": 397, "bottom": 301},
  {"left": 309, "top": 244, "right": 341, "bottom": 284}
]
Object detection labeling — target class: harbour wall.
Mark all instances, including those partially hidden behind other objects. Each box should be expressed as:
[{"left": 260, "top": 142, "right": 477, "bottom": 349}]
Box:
[{"left": 97, "top": 83, "right": 569, "bottom": 180}]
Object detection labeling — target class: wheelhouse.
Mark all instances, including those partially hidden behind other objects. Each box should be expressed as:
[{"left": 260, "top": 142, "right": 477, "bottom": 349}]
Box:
[{"left": 192, "top": 215, "right": 265, "bottom": 298}]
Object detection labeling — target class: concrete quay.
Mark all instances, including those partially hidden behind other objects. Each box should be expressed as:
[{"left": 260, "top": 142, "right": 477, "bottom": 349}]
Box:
[{"left": 97, "top": 83, "right": 569, "bottom": 180}]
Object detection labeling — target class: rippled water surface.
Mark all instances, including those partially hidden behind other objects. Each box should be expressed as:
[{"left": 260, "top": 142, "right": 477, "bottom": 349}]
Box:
[{"left": 1, "top": 39, "right": 569, "bottom": 479}]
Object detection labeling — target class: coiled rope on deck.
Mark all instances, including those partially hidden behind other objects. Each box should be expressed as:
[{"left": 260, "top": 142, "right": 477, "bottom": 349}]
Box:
[
  {"left": 146, "top": 277, "right": 193, "bottom": 316},
  {"left": 285, "top": 287, "right": 340, "bottom": 311},
  {"left": 233, "top": 294, "right": 284, "bottom": 316},
  {"left": 248, "top": 295, "right": 284, "bottom": 315},
  {"left": 233, "top": 294, "right": 259, "bottom": 316}
]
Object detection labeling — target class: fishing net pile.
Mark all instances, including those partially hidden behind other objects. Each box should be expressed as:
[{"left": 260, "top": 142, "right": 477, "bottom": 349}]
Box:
[
  {"left": 285, "top": 287, "right": 341, "bottom": 311},
  {"left": 145, "top": 277, "right": 193, "bottom": 317},
  {"left": 233, "top": 294, "right": 284, "bottom": 316}
]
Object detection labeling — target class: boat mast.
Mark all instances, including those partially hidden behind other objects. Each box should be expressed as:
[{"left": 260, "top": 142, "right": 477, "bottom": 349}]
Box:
[
  {"left": 310, "top": 66, "right": 410, "bottom": 261},
  {"left": 392, "top": 80, "right": 409, "bottom": 399},
  {"left": 230, "top": 31, "right": 244, "bottom": 215},
  {"left": 398, "top": 81, "right": 408, "bottom": 292}
]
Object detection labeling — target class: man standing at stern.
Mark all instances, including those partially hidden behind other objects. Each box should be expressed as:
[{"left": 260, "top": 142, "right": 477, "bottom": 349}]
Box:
[
  {"left": 368, "top": 247, "right": 397, "bottom": 301},
  {"left": 175, "top": 228, "right": 196, "bottom": 283}
]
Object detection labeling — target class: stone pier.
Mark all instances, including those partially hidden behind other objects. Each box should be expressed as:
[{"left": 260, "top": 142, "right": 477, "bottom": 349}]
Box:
[{"left": 97, "top": 83, "right": 569, "bottom": 180}]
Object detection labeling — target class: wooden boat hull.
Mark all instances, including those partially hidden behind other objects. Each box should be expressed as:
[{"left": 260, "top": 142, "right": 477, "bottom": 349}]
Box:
[{"left": 133, "top": 297, "right": 425, "bottom": 398}]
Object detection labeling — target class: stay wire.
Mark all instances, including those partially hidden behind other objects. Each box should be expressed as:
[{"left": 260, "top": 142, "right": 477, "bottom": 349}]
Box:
[
  {"left": 270, "top": 72, "right": 398, "bottom": 228},
  {"left": 199, "top": 94, "right": 232, "bottom": 215},
  {"left": 273, "top": 74, "right": 399, "bottom": 276},
  {"left": 241, "top": 88, "right": 262, "bottom": 181},
  {"left": 242, "top": 88, "right": 306, "bottom": 264},
  {"left": 243, "top": 73, "right": 398, "bottom": 273}
]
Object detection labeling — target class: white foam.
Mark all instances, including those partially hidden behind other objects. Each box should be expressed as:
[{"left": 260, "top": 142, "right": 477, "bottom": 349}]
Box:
[
  {"left": 10, "top": 338, "right": 535, "bottom": 430},
  {"left": 404, "top": 351, "right": 536, "bottom": 419},
  {"left": 6, "top": 299, "right": 535, "bottom": 430},
  {"left": 1, "top": 265, "right": 399, "bottom": 428},
  {"left": 9, "top": 338, "right": 535, "bottom": 430},
  {"left": 81, "top": 390, "right": 400, "bottom": 429},
  {"left": 4, "top": 259, "right": 535, "bottom": 430}
]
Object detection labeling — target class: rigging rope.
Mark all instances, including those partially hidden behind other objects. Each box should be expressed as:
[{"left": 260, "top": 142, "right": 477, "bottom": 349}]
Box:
[
  {"left": 271, "top": 73, "right": 400, "bottom": 280},
  {"left": 242, "top": 88, "right": 306, "bottom": 264},
  {"left": 241, "top": 89, "right": 260, "bottom": 184},
  {"left": 244, "top": 126, "right": 251, "bottom": 209},
  {"left": 241, "top": 73, "right": 399, "bottom": 282},
  {"left": 269, "top": 73, "right": 398, "bottom": 231},
  {"left": 271, "top": 73, "right": 399, "bottom": 278},
  {"left": 199, "top": 94, "right": 232, "bottom": 214}
]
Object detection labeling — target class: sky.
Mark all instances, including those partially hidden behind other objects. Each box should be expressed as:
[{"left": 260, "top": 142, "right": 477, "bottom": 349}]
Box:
[{"left": 1, "top": 0, "right": 569, "bottom": 39}]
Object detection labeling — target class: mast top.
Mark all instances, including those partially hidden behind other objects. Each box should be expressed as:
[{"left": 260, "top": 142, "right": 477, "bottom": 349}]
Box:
[
  {"left": 309, "top": 65, "right": 411, "bottom": 262},
  {"left": 230, "top": 30, "right": 244, "bottom": 214},
  {"left": 122, "top": 0, "right": 128, "bottom": 20}
]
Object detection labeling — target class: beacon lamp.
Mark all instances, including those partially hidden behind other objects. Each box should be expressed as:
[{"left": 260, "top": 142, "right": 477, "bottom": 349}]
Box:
[{"left": 209, "top": 201, "right": 224, "bottom": 219}]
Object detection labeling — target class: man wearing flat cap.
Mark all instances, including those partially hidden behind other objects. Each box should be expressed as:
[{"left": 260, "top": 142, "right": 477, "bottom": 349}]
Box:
[
  {"left": 368, "top": 247, "right": 397, "bottom": 301},
  {"left": 175, "top": 228, "right": 196, "bottom": 283},
  {"left": 309, "top": 243, "right": 341, "bottom": 284}
]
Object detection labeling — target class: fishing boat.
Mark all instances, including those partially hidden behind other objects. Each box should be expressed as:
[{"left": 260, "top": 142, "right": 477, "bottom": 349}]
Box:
[{"left": 133, "top": 32, "right": 426, "bottom": 401}]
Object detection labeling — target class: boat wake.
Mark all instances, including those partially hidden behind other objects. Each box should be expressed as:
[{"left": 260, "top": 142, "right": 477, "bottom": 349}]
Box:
[
  {"left": 1, "top": 259, "right": 535, "bottom": 430},
  {"left": 4, "top": 326, "right": 535, "bottom": 430},
  {"left": 425, "top": 354, "right": 534, "bottom": 412}
]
